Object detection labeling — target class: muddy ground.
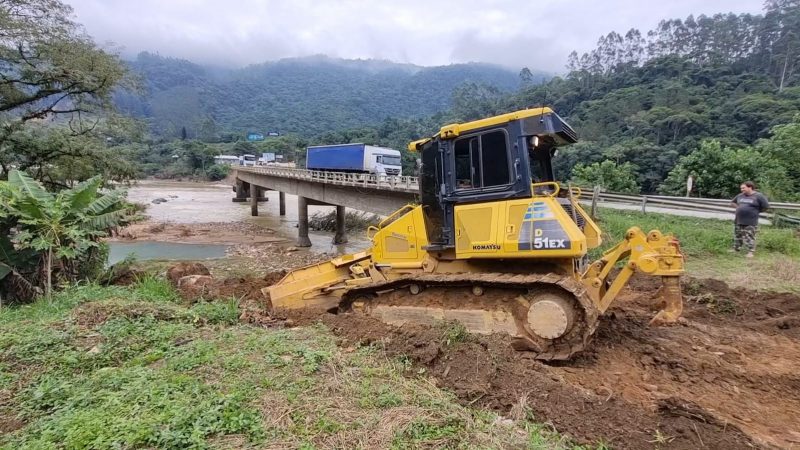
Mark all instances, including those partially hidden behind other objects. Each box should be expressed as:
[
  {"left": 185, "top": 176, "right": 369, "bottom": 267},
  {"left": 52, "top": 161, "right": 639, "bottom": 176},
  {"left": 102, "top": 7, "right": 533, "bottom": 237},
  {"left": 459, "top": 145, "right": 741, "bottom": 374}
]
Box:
[
  {"left": 258, "top": 275, "right": 800, "bottom": 449},
  {"left": 112, "top": 221, "right": 286, "bottom": 245}
]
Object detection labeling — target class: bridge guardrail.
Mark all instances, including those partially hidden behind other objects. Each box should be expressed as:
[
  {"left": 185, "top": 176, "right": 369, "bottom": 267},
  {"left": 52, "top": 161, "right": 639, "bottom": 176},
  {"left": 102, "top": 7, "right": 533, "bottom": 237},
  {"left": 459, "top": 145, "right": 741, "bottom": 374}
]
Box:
[
  {"left": 233, "top": 168, "right": 799, "bottom": 224},
  {"left": 576, "top": 186, "right": 800, "bottom": 225},
  {"left": 236, "top": 166, "right": 419, "bottom": 192}
]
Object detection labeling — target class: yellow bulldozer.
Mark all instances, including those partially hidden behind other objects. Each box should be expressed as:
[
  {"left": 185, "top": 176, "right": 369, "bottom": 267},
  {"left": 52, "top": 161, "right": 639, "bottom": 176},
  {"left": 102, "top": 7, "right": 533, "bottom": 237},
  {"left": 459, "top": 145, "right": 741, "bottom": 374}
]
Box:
[{"left": 266, "top": 107, "right": 684, "bottom": 360}]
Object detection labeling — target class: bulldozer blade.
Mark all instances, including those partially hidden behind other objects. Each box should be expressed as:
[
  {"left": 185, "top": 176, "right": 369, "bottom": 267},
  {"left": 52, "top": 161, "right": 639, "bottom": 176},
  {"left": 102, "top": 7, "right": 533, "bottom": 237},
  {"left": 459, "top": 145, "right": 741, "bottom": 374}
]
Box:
[
  {"left": 649, "top": 276, "right": 683, "bottom": 326},
  {"left": 267, "top": 251, "right": 371, "bottom": 311}
]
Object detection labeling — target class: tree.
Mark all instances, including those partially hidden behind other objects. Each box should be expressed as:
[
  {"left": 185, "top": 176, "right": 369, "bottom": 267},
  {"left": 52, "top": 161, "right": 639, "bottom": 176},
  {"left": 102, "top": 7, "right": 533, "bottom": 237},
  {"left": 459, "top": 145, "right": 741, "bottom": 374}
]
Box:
[
  {"left": 0, "top": 170, "right": 133, "bottom": 299},
  {"left": 755, "top": 114, "right": 800, "bottom": 192},
  {"left": 0, "top": 0, "right": 129, "bottom": 138},
  {"left": 180, "top": 140, "right": 216, "bottom": 173},
  {"left": 232, "top": 140, "right": 257, "bottom": 155},
  {"left": 660, "top": 140, "right": 794, "bottom": 199},
  {"left": 449, "top": 82, "right": 503, "bottom": 122},
  {"left": 570, "top": 160, "right": 640, "bottom": 193},
  {"left": 762, "top": 1, "right": 800, "bottom": 91},
  {"left": 519, "top": 67, "right": 534, "bottom": 87},
  {"left": 1, "top": 127, "right": 139, "bottom": 188},
  {"left": 206, "top": 164, "right": 229, "bottom": 181},
  {"left": 0, "top": 0, "right": 135, "bottom": 184}
]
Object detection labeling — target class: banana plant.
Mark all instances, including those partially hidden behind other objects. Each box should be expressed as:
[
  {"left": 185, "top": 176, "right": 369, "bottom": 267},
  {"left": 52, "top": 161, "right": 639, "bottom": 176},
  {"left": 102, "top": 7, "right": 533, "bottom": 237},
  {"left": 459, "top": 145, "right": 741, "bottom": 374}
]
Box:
[{"left": 0, "top": 170, "right": 133, "bottom": 299}]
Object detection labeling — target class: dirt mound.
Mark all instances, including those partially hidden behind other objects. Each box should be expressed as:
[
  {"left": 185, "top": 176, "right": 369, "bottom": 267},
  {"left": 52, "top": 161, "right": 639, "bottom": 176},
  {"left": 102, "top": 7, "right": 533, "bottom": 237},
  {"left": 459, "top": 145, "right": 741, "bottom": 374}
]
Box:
[
  {"left": 173, "top": 270, "right": 286, "bottom": 325},
  {"left": 167, "top": 262, "right": 211, "bottom": 286},
  {"left": 172, "top": 269, "right": 285, "bottom": 303},
  {"left": 680, "top": 277, "right": 800, "bottom": 337},
  {"left": 285, "top": 274, "right": 800, "bottom": 448}
]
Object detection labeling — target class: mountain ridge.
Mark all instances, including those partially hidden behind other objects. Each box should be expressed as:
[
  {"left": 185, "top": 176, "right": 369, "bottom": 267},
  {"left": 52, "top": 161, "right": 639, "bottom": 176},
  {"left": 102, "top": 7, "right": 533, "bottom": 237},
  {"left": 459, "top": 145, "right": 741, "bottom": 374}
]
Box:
[{"left": 117, "top": 52, "right": 546, "bottom": 139}]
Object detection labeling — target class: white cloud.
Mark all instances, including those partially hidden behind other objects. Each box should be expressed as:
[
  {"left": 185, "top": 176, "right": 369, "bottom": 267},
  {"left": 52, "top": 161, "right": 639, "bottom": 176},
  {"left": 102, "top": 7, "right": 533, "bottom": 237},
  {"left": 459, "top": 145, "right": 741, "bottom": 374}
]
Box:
[{"left": 66, "top": 0, "right": 764, "bottom": 72}]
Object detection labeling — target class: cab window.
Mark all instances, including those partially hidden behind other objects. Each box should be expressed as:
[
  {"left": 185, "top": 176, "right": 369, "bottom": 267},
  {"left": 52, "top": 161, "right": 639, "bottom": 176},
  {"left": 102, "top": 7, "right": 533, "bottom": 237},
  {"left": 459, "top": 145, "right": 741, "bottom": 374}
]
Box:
[{"left": 453, "top": 130, "right": 510, "bottom": 190}]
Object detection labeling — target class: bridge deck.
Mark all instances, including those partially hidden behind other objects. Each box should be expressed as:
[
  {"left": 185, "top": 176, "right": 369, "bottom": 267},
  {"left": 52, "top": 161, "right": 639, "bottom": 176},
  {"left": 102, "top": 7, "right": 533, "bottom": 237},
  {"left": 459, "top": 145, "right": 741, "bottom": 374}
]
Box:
[{"left": 235, "top": 166, "right": 419, "bottom": 193}]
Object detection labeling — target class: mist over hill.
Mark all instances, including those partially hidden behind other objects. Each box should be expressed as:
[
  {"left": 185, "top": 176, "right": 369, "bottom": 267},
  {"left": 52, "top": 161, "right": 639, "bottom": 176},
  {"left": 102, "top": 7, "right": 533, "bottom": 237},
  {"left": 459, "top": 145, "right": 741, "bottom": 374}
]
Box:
[{"left": 116, "top": 53, "right": 540, "bottom": 139}]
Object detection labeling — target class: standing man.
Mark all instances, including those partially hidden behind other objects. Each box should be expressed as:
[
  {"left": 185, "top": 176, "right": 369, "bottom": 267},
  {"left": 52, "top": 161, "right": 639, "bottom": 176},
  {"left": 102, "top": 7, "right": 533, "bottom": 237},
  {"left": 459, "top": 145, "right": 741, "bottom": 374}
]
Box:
[{"left": 730, "top": 181, "right": 769, "bottom": 258}]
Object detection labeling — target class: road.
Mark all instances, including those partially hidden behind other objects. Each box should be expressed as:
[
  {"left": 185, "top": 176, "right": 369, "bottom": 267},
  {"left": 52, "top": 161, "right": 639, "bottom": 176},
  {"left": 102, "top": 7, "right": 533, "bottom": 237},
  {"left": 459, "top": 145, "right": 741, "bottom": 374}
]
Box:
[{"left": 585, "top": 199, "right": 772, "bottom": 224}]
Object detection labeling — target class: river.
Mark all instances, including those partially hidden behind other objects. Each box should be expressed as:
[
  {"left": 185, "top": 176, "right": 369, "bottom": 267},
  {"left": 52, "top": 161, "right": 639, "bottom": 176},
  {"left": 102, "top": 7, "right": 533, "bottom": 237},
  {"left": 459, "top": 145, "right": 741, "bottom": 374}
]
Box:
[{"left": 111, "top": 180, "right": 372, "bottom": 263}]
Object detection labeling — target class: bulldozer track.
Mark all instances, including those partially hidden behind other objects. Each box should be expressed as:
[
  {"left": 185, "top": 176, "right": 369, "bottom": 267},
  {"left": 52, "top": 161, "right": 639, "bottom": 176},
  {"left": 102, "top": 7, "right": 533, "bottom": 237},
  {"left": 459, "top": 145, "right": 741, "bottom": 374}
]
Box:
[{"left": 340, "top": 272, "right": 601, "bottom": 360}]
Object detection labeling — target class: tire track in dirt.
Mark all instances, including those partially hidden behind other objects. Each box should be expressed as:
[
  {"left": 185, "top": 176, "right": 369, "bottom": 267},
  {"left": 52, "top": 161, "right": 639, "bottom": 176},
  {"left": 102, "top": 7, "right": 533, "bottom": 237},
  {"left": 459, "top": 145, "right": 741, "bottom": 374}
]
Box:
[{"left": 282, "top": 275, "right": 800, "bottom": 449}]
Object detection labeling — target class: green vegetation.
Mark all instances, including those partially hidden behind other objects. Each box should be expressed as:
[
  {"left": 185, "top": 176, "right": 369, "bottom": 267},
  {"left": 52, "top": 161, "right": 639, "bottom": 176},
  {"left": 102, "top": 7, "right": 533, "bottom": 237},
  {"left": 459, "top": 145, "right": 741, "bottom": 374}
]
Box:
[
  {"left": 0, "top": 0, "right": 140, "bottom": 187},
  {"left": 596, "top": 207, "right": 800, "bottom": 258},
  {"left": 0, "top": 279, "right": 594, "bottom": 449},
  {"left": 0, "top": 170, "right": 135, "bottom": 302},
  {"left": 509, "top": 2, "right": 800, "bottom": 200},
  {"left": 570, "top": 161, "right": 640, "bottom": 194},
  {"left": 594, "top": 207, "right": 800, "bottom": 291},
  {"left": 309, "top": 210, "right": 381, "bottom": 232},
  {"left": 205, "top": 164, "right": 230, "bottom": 182},
  {"left": 122, "top": 53, "right": 526, "bottom": 139}
]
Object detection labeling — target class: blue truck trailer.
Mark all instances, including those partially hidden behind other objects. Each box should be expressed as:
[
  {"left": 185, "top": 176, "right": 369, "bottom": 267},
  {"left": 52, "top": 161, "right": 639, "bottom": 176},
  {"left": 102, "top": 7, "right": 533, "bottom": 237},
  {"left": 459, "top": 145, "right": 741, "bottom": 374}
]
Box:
[{"left": 306, "top": 143, "right": 403, "bottom": 176}]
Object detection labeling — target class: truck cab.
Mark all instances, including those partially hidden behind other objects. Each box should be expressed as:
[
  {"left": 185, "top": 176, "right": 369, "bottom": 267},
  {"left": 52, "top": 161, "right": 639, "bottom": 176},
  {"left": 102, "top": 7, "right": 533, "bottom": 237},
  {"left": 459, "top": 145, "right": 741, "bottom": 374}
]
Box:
[{"left": 368, "top": 148, "right": 402, "bottom": 176}]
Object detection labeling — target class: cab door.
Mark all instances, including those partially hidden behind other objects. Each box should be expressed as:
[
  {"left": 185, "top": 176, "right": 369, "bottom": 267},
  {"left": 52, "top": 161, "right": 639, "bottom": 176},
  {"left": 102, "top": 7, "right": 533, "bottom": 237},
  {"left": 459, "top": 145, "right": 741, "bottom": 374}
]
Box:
[{"left": 454, "top": 203, "right": 500, "bottom": 257}]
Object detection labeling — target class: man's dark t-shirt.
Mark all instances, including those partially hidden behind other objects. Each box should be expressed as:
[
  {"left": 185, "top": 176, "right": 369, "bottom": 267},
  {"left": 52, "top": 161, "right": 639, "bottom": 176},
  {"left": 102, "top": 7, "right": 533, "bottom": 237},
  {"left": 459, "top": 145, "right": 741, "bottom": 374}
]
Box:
[{"left": 732, "top": 192, "right": 769, "bottom": 226}]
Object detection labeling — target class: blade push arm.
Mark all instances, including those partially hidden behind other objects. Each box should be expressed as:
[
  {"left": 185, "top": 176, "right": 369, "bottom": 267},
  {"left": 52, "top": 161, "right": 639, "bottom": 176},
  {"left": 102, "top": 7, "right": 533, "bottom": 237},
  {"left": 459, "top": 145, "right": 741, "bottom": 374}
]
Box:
[{"left": 581, "top": 227, "right": 684, "bottom": 324}]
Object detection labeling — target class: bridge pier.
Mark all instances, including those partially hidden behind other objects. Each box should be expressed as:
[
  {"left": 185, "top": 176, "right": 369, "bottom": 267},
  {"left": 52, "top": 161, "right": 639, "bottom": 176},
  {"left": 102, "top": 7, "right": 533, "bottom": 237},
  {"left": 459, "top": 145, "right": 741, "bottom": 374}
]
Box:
[
  {"left": 333, "top": 205, "right": 348, "bottom": 244},
  {"left": 250, "top": 188, "right": 259, "bottom": 216},
  {"left": 234, "top": 179, "right": 268, "bottom": 203},
  {"left": 234, "top": 179, "right": 248, "bottom": 202},
  {"left": 296, "top": 196, "right": 312, "bottom": 247},
  {"left": 279, "top": 192, "right": 286, "bottom": 216}
]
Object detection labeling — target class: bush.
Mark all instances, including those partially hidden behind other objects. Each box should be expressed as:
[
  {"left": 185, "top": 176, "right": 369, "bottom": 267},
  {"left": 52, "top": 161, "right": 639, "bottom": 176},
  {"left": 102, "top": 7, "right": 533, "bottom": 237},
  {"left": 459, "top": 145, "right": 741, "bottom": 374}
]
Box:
[
  {"left": 206, "top": 164, "right": 230, "bottom": 181},
  {"left": 570, "top": 160, "right": 640, "bottom": 194}
]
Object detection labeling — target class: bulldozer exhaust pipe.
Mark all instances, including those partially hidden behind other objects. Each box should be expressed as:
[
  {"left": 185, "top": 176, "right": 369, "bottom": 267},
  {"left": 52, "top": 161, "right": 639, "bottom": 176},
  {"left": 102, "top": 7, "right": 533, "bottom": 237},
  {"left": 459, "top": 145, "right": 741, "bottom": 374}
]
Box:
[{"left": 649, "top": 276, "right": 683, "bottom": 326}]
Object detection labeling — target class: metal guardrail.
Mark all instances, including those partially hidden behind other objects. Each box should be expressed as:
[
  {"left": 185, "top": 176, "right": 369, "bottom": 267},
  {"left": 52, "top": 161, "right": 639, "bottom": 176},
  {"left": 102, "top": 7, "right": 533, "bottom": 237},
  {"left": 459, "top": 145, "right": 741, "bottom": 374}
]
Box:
[
  {"left": 236, "top": 166, "right": 419, "bottom": 192},
  {"left": 577, "top": 186, "right": 800, "bottom": 225}
]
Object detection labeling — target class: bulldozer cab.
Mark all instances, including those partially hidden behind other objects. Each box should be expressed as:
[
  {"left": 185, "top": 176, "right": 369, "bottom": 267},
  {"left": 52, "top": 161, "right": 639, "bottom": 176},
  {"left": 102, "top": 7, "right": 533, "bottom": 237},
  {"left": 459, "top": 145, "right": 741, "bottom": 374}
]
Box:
[{"left": 412, "top": 107, "right": 579, "bottom": 251}]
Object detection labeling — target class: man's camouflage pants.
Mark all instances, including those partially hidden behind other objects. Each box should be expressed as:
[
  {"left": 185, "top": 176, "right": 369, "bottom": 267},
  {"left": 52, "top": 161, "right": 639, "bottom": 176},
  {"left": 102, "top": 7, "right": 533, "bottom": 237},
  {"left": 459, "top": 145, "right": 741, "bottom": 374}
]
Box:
[{"left": 734, "top": 224, "right": 758, "bottom": 252}]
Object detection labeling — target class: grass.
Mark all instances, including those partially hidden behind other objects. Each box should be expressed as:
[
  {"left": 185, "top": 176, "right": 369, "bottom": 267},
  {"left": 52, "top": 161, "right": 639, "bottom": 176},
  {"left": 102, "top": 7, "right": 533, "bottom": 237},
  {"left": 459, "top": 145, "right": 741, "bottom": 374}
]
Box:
[
  {"left": 0, "top": 279, "right": 601, "bottom": 449},
  {"left": 593, "top": 207, "right": 800, "bottom": 292},
  {"left": 594, "top": 207, "right": 800, "bottom": 258}
]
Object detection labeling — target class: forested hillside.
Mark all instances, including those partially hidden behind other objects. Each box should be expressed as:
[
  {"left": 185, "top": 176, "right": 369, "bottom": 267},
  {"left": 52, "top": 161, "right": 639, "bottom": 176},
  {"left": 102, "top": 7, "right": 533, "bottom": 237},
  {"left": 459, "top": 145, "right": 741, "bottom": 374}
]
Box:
[
  {"left": 116, "top": 54, "right": 530, "bottom": 139},
  {"left": 325, "top": 1, "right": 800, "bottom": 200},
  {"left": 510, "top": 1, "right": 800, "bottom": 197},
  {"left": 113, "top": 2, "right": 800, "bottom": 201}
]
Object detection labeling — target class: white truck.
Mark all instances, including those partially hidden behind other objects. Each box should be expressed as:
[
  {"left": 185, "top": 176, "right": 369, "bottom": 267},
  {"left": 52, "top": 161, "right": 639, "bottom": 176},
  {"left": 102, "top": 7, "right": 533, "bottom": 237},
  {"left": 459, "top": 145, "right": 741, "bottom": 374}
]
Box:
[{"left": 306, "top": 143, "right": 403, "bottom": 176}]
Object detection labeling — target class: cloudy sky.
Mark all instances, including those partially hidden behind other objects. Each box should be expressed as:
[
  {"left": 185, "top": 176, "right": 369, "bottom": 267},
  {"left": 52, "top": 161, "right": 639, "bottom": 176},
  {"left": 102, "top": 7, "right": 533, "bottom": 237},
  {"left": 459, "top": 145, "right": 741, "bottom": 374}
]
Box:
[{"left": 65, "top": 0, "right": 763, "bottom": 72}]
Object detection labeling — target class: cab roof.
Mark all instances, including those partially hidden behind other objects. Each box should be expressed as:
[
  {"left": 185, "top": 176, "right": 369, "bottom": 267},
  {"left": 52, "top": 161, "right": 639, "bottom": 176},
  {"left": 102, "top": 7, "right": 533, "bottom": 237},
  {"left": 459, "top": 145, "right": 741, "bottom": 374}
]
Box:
[{"left": 408, "top": 107, "right": 577, "bottom": 152}]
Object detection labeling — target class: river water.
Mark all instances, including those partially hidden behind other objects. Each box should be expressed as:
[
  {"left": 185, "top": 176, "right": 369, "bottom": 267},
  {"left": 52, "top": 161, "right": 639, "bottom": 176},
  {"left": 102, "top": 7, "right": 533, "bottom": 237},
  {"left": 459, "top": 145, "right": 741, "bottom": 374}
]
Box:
[{"left": 114, "top": 180, "right": 371, "bottom": 262}]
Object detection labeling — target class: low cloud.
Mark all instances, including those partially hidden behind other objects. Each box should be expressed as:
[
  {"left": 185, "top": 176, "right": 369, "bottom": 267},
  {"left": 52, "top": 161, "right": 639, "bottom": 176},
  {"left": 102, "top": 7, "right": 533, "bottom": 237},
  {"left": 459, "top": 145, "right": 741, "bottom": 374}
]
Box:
[{"left": 67, "top": 0, "right": 763, "bottom": 72}]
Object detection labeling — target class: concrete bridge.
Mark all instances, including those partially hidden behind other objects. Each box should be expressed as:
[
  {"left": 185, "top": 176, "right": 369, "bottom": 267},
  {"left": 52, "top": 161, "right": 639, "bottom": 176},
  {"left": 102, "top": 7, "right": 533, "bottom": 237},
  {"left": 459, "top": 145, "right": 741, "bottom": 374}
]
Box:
[{"left": 232, "top": 167, "right": 418, "bottom": 246}]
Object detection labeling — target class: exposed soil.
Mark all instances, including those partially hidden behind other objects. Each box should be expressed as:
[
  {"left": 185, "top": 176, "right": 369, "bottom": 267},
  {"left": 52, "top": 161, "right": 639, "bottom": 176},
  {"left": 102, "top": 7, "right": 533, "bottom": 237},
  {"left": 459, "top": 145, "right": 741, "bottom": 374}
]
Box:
[
  {"left": 71, "top": 301, "right": 187, "bottom": 328},
  {"left": 167, "top": 262, "right": 212, "bottom": 285},
  {"left": 276, "top": 275, "right": 800, "bottom": 449},
  {"left": 112, "top": 221, "right": 287, "bottom": 245},
  {"left": 0, "top": 414, "right": 25, "bottom": 434},
  {"left": 224, "top": 242, "right": 331, "bottom": 273}
]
